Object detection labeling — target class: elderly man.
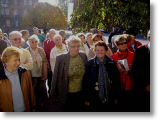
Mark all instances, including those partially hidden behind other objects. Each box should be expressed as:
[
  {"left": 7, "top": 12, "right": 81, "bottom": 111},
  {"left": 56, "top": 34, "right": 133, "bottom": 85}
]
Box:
[{"left": 9, "top": 31, "right": 33, "bottom": 70}]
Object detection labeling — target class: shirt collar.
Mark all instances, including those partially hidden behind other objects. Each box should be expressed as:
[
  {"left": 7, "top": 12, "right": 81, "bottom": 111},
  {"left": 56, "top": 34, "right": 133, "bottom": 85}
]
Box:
[{"left": 4, "top": 67, "right": 18, "bottom": 77}]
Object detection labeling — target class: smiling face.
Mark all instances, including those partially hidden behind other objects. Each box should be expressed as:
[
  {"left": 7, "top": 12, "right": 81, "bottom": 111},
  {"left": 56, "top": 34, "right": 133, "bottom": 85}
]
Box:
[
  {"left": 10, "top": 34, "right": 22, "bottom": 48},
  {"left": 6, "top": 55, "right": 20, "bottom": 72},
  {"left": 95, "top": 46, "right": 107, "bottom": 59},
  {"left": 2, "top": 47, "right": 21, "bottom": 72}
]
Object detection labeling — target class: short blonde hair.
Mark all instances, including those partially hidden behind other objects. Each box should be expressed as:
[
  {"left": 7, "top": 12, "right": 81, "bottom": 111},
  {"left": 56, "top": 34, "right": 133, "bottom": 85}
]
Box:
[{"left": 1, "top": 47, "right": 20, "bottom": 63}]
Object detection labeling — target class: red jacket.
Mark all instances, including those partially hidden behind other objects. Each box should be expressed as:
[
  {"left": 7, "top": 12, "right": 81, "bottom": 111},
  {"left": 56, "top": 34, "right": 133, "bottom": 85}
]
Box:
[
  {"left": 43, "top": 39, "right": 55, "bottom": 64},
  {"left": 112, "top": 50, "right": 135, "bottom": 91}
]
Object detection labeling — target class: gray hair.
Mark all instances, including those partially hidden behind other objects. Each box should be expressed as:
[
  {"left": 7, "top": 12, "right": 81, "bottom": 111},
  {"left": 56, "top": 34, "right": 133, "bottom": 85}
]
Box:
[
  {"left": 67, "top": 35, "right": 81, "bottom": 47},
  {"left": 9, "top": 31, "right": 22, "bottom": 40},
  {"left": 28, "top": 34, "right": 39, "bottom": 44},
  {"left": 49, "top": 29, "right": 56, "bottom": 34}
]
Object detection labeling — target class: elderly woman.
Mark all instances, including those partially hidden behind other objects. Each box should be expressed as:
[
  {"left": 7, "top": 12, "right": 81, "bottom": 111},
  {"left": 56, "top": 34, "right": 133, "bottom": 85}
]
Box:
[
  {"left": 50, "top": 36, "right": 87, "bottom": 111},
  {"left": 50, "top": 34, "right": 68, "bottom": 73},
  {"left": 0, "top": 47, "right": 35, "bottom": 112},
  {"left": 83, "top": 41, "right": 121, "bottom": 111},
  {"left": 77, "top": 33, "right": 86, "bottom": 53},
  {"left": 112, "top": 36, "right": 135, "bottom": 111},
  {"left": 27, "top": 35, "right": 48, "bottom": 111},
  {"left": 9, "top": 31, "right": 33, "bottom": 70}
]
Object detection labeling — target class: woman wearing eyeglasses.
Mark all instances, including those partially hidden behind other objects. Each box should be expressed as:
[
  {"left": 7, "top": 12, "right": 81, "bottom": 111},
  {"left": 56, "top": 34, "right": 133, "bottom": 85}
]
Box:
[
  {"left": 111, "top": 35, "right": 135, "bottom": 111},
  {"left": 27, "top": 35, "right": 48, "bottom": 111},
  {"left": 50, "top": 36, "right": 87, "bottom": 111}
]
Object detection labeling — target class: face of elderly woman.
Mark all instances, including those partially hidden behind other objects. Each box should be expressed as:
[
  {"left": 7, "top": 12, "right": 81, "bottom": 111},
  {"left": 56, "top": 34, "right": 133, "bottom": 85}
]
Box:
[
  {"left": 69, "top": 42, "right": 80, "bottom": 57},
  {"left": 95, "top": 46, "right": 106, "bottom": 59},
  {"left": 6, "top": 55, "right": 20, "bottom": 72},
  {"left": 11, "top": 34, "right": 22, "bottom": 48},
  {"left": 54, "top": 36, "right": 62, "bottom": 46},
  {"left": 117, "top": 42, "right": 128, "bottom": 51},
  {"left": 30, "top": 39, "right": 38, "bottom": 49}
]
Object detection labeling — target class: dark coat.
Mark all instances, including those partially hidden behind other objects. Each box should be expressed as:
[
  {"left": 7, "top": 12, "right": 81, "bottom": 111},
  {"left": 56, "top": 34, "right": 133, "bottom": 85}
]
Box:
[
  {"left": 131, "top": 45, "right": 150, "bottom": 93},
  {"left": 50, "top": 52, "right": 87, "bottom": 104},
  {"left": 131, "top": 45, "right": 150, "bottom": 111},
  {"left": 83, "top": 56, "right": 122, "bottom": 103}
]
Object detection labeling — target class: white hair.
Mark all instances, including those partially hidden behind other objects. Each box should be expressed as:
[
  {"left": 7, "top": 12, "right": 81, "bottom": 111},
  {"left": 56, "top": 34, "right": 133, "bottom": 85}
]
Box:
[
  {"left": 49, "top": 29, "right": 56, "bottom": 34},
  {"left": 28, "top": 34, "right": 39, "bottom": 44},
  {"left": 9, "top": 31, "right": 22, "bottom": 40}
]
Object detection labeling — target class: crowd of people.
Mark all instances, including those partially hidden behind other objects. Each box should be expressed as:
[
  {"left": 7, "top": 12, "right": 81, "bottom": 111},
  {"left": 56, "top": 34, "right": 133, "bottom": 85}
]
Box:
[{"left": 0, "top": 27, "right": 150, "bottom": 112}]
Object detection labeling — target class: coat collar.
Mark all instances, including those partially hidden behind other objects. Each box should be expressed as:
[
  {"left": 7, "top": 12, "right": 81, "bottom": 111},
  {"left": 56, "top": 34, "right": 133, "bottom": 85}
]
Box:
[
  {"left": 0, "top": 62, "right": 26, "bottom": 80},
  {"left": 93, "top": 56, "right": 114, "bottom": 67}
]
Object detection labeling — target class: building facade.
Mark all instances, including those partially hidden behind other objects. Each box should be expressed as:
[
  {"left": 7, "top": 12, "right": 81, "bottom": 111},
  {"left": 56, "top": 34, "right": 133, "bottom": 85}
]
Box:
[{"left": 0, "top": 0, "right": 38, "bottom": 33}]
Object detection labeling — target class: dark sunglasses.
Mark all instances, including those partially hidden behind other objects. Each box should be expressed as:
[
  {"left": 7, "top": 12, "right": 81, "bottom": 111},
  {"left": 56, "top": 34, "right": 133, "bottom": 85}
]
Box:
[{"left": 117, "top": 42, "right": 127, "bottom": 45}]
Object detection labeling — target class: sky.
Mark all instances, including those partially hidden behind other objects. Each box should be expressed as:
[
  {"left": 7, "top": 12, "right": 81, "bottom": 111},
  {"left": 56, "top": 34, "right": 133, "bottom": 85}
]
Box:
[{"left": 38, "top": 0, "right": 58, "bottom": 6}]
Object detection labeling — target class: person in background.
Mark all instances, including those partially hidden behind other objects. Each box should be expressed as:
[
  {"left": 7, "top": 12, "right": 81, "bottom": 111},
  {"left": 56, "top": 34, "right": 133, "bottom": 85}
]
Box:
[
  {"left": 3, "top": 32, "right": 11, "bottom": 46},
  {"left": 77, "top": 33, "right": 89, "bottom": 55},
  {"left": 85, "top": 33, "right": 95, "bottom": 60},
  {"left": 27, "top": 35, "right": 48, "bottom": 111},
  {"left": 97, "top": 29, "right": 106, "bottom": 43},
  {"left": 9, "top": 31, "right": 33, "bottom": 70},
  {"left": 127, "top": 35, "right": 142, "bottom": 52},
  {"left": 50, "top": 36, "right": 87, "bottom": 111},
  {"left": 112, "top": 36, "right": 135, "bottom": 111},
  {"left": 0, "top": 47, "right": 35, "bottom": 112},
  {"left": 33, "top": 27, "right": 45, "bottom": 47},
  {"left": 43, "top": 29, "right": 56, "bottom": 94},
  {"left": 0, "top": 28, "right": 8, "bottom": 58},
  {"left": 20, "top": 30, "right": 30, "bottom": 48},
  {"left": 83, "top": 41, "right": 121, "bottom": 111},
  {"left": 59, "top": 30, "right": 66, "bottom": 44},
  {"left": 131, "top": 30, "right": 150, "bottom": 112},
  {"left": 50, "top": 34, "right": 68, "bottom": 73}
]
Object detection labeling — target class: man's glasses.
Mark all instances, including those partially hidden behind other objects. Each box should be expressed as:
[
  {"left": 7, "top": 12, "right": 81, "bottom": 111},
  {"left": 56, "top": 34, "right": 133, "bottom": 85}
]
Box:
[{"left": 13, "top": 38, "right": 21, "bottom": 41}]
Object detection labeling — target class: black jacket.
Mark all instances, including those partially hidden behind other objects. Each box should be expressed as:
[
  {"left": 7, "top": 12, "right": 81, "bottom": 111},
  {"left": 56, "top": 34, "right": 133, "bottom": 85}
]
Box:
[{"left": 83, "top": 56, "right": 122, "bottom": 103}]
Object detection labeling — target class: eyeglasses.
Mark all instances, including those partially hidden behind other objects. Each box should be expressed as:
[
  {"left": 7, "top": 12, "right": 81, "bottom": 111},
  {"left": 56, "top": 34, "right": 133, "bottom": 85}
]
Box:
[
  {"left": 117, "top": 42, "right": 127, "bottom": 45},
  {"left": 13, "top": 38, "right": 21, "bottom": 41}
]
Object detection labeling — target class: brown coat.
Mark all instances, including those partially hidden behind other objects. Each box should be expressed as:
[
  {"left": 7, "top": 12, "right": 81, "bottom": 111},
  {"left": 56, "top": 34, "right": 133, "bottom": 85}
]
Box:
[
  {"left": 50, "top": 52, "right": 87, "bottom": 104},
  {"left": 0, "top": 65, "right": 36, "bottom": 112}
]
